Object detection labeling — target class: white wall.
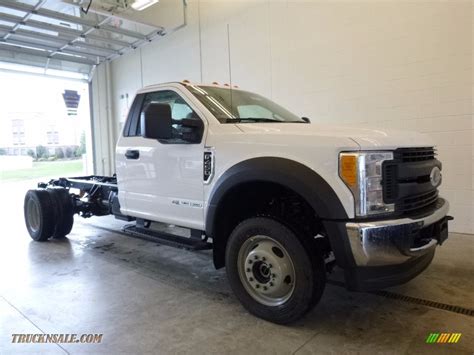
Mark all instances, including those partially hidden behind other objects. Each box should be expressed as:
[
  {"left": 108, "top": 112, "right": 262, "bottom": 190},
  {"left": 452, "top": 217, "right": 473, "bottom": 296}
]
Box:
[{"left": 93, "top": 0, "right": 473, "bottom": 234}]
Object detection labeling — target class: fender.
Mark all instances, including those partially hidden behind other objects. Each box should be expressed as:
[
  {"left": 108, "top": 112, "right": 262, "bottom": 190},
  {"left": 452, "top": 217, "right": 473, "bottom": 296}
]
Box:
[{"left": 206, "top": 157, "right": 354, "bottom": 268}]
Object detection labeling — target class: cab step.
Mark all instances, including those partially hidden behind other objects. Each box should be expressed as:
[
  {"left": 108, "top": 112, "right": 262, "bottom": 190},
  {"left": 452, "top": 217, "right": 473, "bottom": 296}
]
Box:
[{"left": 122, "top": 223, "right": 211, "bottom": 251}]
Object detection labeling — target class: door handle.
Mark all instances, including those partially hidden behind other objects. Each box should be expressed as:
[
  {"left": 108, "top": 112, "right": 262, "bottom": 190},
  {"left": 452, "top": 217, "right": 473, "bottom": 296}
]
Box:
[{"left": 125, "top": 150, "right": 140, "bottom": 160}]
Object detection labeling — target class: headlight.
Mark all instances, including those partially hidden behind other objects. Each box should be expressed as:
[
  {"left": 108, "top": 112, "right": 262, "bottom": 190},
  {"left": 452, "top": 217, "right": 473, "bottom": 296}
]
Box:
[{"left": 339, "top": 151, "right": 394, "bottom": 217}]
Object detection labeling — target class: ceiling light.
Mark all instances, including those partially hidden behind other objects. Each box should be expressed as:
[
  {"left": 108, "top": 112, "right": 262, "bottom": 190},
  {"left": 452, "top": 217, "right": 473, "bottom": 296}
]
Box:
[{"left": 131, "top": 0, "right": 159, "bottom": 11}]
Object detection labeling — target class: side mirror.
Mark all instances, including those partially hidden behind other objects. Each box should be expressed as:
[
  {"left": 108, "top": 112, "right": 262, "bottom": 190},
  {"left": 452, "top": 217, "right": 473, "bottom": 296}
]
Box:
[
  {"left": 180, "top": 118, "right": 204, "bottom": 143},
  {"left": 141, "top": 103, "right": 172, "bottom": 140},
  {"left": 302, "top": 117, "right": 311, "bottom": 123}
]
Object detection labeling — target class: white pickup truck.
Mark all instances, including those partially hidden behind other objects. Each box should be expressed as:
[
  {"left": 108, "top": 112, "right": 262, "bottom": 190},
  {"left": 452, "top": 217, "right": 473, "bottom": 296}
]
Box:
[{"left": 24, "top": 81, "right": 451, "bottom": 324}]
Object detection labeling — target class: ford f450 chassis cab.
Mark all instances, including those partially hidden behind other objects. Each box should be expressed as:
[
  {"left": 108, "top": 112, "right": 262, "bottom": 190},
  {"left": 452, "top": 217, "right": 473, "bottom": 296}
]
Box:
[{"left": 24, "top": 82, "right": 452, "bottom": 324}]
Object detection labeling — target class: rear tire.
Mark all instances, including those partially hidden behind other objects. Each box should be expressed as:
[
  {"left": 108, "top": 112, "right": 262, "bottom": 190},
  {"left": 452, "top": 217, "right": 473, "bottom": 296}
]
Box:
[
  {"left": 24, "top": 190, "right": 55, "bottom": 242},
  {"left": 47, "top": 188, "right": 74, "bottom": 238},
  {"left": 225, "top": 217, "right": 326, "bottom": 324}
]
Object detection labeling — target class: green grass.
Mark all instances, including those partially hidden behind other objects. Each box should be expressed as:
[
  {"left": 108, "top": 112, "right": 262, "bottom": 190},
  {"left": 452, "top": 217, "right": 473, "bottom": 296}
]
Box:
[{"left": 0, "top": 160, "right": 84, "bottom": 182}]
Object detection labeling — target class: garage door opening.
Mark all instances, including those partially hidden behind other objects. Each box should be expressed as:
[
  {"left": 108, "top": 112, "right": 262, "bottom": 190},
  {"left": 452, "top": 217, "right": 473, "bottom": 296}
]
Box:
[{"left": 0, "top": 68, "right": 93, "bottom": 185}]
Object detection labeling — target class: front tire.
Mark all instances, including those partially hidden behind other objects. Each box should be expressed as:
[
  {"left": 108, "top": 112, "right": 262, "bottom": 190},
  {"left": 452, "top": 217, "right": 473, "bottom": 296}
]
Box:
[{"left": 225, "top": 217, "right": 325, "bottom": 324}]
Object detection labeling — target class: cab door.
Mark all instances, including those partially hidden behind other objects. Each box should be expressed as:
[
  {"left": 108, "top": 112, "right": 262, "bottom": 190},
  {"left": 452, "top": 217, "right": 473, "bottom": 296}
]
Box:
[{"left": 116, "top": 87, "right": 206, "bottom": 230}]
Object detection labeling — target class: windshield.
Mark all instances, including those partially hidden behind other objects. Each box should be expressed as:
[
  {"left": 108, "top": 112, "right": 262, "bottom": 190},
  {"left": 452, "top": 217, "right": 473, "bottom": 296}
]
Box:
[{"left": 186, "top": 85, "right": 305, "bottom": 123}]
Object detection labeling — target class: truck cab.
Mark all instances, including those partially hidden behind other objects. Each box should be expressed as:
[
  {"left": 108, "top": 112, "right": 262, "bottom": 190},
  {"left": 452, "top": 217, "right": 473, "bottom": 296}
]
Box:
[{"left": 24, "top": 81, "right": 451, "bottom": 324}]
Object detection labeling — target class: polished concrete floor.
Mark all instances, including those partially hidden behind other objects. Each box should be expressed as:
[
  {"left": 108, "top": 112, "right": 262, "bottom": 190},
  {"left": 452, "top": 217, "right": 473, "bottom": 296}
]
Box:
[{"left": 0, "top": 180, "right": 473, "bottom": 354}]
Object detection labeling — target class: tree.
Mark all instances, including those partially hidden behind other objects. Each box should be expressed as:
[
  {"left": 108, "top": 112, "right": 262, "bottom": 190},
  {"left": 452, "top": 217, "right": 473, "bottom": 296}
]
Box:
[
  {"left": 27, "top": 149, "right": 36, "bottom": 158},
  {"left": 75, "top": 131, "right": 86, "bottom": 157},
  {"left": 80, "top": 131, "right": 86, "bottom": 153},
  {"left": 55, "top": 147, "right": 65, "bottom": 159},
  {"left": 36, "top": 145, "right": 48, "bottom": 159},
  {"left": 65, "top": 146, "right": 74, "bottom": 158}
]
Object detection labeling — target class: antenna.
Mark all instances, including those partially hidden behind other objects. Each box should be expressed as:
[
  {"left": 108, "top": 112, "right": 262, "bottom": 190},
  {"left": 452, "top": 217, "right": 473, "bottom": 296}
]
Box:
[{"left": 226, "top": 24, "right": 234, "bottom": 118}]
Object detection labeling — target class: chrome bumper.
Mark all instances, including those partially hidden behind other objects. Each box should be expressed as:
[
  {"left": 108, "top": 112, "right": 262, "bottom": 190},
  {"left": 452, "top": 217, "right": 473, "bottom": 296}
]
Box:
[{"left": 346, "top": 198, "right": 450, "bottom": 266}]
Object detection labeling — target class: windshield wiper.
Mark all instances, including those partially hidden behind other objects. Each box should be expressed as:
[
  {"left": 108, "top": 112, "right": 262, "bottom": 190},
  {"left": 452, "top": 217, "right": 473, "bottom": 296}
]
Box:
[{"left": 225, "top": 117, "right": 301, "bottom": 123}]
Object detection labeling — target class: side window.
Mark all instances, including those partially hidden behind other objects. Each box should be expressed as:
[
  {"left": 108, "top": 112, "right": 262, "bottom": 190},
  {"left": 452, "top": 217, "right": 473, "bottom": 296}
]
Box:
[
  {"left": 123, "top": 94, "right": 144, "bottom": 137},
  {"left": 171, "top": 102, "right": 193, "bottom": 120},
  {"left": 137, "top": 90, "right": 200, "bottom": 143}
]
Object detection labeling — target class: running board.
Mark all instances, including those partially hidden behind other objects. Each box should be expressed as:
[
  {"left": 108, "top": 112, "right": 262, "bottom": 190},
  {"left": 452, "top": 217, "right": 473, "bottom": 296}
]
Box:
[{"left": 122, "top": 224, "right": 212, "bottom": 251}]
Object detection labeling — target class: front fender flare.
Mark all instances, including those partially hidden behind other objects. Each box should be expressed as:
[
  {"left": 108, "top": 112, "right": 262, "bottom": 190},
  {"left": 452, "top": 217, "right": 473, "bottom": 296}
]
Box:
[{"left": 205, "top": 157, "right": 353, "bottom": 268}]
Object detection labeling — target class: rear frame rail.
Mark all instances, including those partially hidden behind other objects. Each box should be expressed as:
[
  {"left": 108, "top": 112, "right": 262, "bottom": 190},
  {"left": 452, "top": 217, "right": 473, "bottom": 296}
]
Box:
[
  {"left": 38, "top": 175, "right": 131, "bottom": 220},
  {"left": 35, "top": 175, "right": 210, "bottom": 251}
]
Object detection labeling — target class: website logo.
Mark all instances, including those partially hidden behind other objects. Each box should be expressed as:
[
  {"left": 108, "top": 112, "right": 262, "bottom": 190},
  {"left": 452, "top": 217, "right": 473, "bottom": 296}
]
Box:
[{"left": 426, "top": 333, "right": 462, "bottom": 344}]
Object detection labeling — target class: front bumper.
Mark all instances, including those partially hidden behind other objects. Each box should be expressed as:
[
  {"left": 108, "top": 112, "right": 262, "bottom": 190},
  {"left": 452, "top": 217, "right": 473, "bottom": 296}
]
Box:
[
  {"left": 346, "top": 198, "right": 450, "bottom": 267},
  {"left": 324, "top": 198, "right": 450, "bottom": 291}
]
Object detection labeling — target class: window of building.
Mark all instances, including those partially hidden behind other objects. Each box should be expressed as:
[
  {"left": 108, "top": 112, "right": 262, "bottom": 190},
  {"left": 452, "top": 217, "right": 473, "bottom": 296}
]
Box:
[
  {"left": 12, "top": 119, "right": 25, "bottom": 145},
  {"left": 46, "top": 124, "right": 59, "bottom": 145}
]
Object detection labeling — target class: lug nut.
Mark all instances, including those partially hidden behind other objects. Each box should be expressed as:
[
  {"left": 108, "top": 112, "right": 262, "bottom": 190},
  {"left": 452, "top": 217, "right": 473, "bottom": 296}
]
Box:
[
  {"left": 272, "top": 273, "right": 276, "bottom": 278},
  {"left": 262, "top": 257, "right": 266, "bottom": 261},
  {"left": 248, "top": 260, "right": 253, "bottom": 264},
  {"left": 254, "top": 255, "right": 259, "bottom": 260},
  {"left": 263, "top": 286, "right": 268, "bottom": 290},
  {"left": 249, "top": 277, "right": 254, "bottom": 281},
  {"left": 269, "top": 282, "right": 274, "bottom": 287},
  {"left": 269, "top": 264, "right": 273, "bottom": 268},
  {"left": 256, "top": 284, "right": 260, "bottom": 288},
  {"left": 246, "top": 268, "right": 251, "bottom": 272}
]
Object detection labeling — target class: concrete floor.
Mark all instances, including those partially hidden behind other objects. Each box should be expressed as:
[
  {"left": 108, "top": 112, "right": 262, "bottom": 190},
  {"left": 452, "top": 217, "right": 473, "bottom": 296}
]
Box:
[{"left": 0, "top": 180, "right": 473, "bottom": 354}]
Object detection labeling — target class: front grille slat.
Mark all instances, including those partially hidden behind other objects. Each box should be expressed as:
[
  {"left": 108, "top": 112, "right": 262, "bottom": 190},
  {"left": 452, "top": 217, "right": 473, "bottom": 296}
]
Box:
[
  {"left": 394, "top": 147, "right": 436, "bottom": 162},
  {"left": 397, "top": 190, "right": 439, "bottom": 212},
  {"left": 382, "top": 164, "right": 397, "bottom": 202},
  {"left": 383, "top": 147, "right": 439, "bottom": 215}
]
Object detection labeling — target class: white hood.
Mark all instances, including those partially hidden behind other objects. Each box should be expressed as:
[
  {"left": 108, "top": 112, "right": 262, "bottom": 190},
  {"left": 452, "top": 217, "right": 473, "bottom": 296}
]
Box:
[{"left": 235, "top": 123, "right": 434, "bottom": 150}]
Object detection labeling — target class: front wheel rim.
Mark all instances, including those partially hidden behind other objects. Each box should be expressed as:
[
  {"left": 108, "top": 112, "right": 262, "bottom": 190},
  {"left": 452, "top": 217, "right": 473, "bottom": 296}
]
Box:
[{"left": 237, "top": 235, "right": 296, "bottom": 306}]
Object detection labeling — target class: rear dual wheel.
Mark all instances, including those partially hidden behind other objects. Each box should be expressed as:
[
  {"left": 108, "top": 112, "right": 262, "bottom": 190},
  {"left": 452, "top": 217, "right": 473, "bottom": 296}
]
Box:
[
  {"left": 47, "top": 188, "right": 74, "bottom": 238},
  {"left": 225, "top": 217, "right": 326, "bottom": 324},
  {"left": 24, "top": 189, "right": 74, "bottom": 241}
]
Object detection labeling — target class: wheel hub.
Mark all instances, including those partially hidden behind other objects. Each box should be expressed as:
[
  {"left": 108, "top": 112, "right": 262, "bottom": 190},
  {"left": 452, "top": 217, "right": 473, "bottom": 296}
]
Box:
[
  {"left": 27, "top": 198, "right": 41, "bottom": 233},
  {"left": 238, "top": 236, "right": 296, "bottom": 306},
  {"left": 252, "top": 260, "right": 271, "bottom": 283}
]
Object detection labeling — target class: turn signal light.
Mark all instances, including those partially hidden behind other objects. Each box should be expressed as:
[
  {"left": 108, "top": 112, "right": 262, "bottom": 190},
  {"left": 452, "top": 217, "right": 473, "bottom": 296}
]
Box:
[{"left": 340, "top": 154, "right": 358, "bottom": 187}]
